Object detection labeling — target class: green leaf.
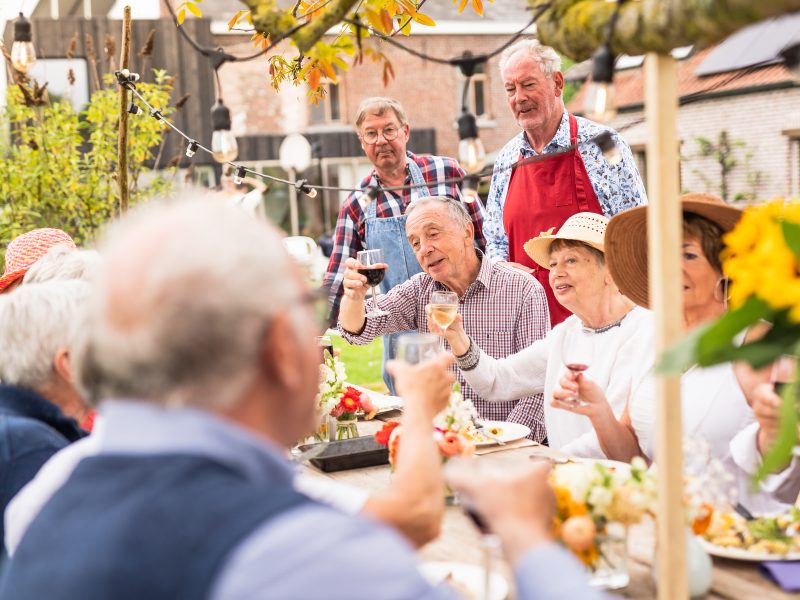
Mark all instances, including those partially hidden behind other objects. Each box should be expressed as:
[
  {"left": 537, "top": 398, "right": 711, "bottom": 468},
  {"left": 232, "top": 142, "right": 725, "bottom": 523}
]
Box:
[
  {"left": 756, "top": 378, "right": 799, "bottom": 481},
  {"left": 781, "top": 220, "right": 800, "bottom": 259},
  {"left": 657, "top": 323, "right": 707, "bottom": 374}
]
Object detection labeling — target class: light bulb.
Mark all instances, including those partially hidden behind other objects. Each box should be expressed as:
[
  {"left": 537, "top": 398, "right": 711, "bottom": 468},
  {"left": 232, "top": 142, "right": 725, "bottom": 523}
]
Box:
[
  {"left": 185, "top": 140, "right": 198, "bottom": 158},
  {"left": 11, "top": 13, "right": 36, "bottom": 74},
  {"left": 458, "top": 137, "right": 486, "bottom": 175},
  {"left": 211, "top": 130, "right": 238, "bottom": 163},
  {"left": 127, "top": 102, "right": 142, "bottom": 115},
  {"left": 593, "top": 131, "right": 622, "bottom": 166},
  {"left": 584, "top": 81, "right": 617, "bottom": 123},
  {"left": 461, "top": 175, "right": 480, "bottom": 204},
  {"left": 234, "top": 166, "right": 246, "bottom": 185},
  {"left": 304, "top": 187, "right": 318, "bottom": 199},
  {"left": 780, "top": 42, "right": 800, "bottom": 83}
]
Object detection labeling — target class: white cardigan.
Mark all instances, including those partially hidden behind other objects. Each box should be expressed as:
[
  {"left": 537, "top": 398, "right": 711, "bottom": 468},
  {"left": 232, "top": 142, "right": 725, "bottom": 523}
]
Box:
[{"left": 462, "top": 306, "right": 655, "bottom": 457}]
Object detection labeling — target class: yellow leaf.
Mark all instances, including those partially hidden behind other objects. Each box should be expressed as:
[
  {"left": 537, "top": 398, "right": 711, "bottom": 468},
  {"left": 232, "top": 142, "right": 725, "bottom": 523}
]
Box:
[
  {"left": 246, "top": 12, "right": 253, "bottom": 25},
  {"left": 364, "top": 9, "right": 384, "bottom": 33},
  {"left": 186, "top": 2, "right": 202, "bottom": 18},
  {"left": 308, "top": 66, "right": 322, "bottom": 90},
  {"left": 177, "top": 8, "right": 186, "bottom": 25},
  {"left": 228, "top": 10, "right": 244, "bottom": 30},
  {"left": 472, "top": 0, "right": 483, "bottom": 16},
  {"left": 455, "top": 0, "right": 469, "bottom": 14},
  {"left": 411, "top": 12, "right": 436, "bottom": 26}
]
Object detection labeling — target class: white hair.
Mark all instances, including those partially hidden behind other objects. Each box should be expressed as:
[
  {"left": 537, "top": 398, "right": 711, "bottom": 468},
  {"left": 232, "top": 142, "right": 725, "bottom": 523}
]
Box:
[
  {"left": 405, "top": 196, "right": 472, "bottom": 229},
  {"left": 498, "top": 38, "right": 562, "bottom": 78},
  {"left": 79, "top": 193, "right": 303, "bottom": 409},
  {"left": 23, "top": 246, "right": 102, "bottom": 285},
  {"left": 0, "top": 280, "right": 91, "bottom": 390}
]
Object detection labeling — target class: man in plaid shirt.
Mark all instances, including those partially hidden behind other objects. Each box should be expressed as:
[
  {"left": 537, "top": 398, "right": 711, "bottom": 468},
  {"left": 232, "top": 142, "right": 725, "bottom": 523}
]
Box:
[
  {"left": 323, "top": 97, "right": 485, "bottom": 393},
  {"left": 338, "top": 196, "right": 548, "bottom": 441}
]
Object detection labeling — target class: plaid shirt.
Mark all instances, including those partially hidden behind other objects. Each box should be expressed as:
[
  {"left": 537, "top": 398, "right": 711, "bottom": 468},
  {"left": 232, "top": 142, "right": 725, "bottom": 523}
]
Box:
[
  {"left": 338, "top": 255, "right": 549, "bottom": 441},
  {"left": 323, "top": 152, "right": 486, "bottom": 321}
]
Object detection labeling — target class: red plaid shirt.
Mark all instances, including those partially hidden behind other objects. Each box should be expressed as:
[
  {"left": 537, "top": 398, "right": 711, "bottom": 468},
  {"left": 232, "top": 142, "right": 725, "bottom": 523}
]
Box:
[
  {"left": 338, "top": 255, "right": 549, "bottom": 441},
  {"left": 323, "top": 152, "right": 485, "bottom": 321}
]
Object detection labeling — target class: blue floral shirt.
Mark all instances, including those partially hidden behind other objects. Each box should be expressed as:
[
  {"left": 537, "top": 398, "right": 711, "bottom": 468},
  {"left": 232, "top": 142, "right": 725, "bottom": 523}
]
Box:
[{"left": 485, "top": 110, "right": 648, "bottom": 260}]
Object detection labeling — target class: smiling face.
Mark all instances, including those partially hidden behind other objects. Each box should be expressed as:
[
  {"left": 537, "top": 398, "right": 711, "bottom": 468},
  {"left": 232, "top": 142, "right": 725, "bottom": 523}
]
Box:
[
  {"left": 358, "top": 110, "right": 410, "bottom": 176},
  {"left": 547, "top": 242, "right": 608, "bottom": 314},
  {"left": 502, "top": 51, "right": 564, "bottom": 137},
  {"left": 406, "top": 203, "right": 474, "bottom": 289},
  {"left": 682, "top": 237, "right": 723, "bottom": 315}
]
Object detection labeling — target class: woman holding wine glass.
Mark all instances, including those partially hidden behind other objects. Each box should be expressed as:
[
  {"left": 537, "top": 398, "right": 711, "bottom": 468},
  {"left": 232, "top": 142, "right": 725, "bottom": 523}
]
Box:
[{"left": 428, "top": 212, "right": 655, "bottom": 459}]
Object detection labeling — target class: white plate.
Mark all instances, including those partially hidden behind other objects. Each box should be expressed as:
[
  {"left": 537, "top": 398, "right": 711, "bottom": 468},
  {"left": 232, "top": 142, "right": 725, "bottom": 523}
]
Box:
[
  {"left": 419, "top": 561, "right": 508, "bottom": 600},
  {"left": 698, "top": 537, "right": 800, "bottom": 562},
  {"left": 468, "top": 421, "right": 531, "bottom": 447}
]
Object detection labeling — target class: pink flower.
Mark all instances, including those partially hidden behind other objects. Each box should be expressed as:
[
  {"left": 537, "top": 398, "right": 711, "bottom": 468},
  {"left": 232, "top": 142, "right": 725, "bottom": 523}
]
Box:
[
  {"left": 437, "top": 431, "right": 465, "bottom": 458},
  {"left": 330, "top": 404, "right": 345, "bottom": 418}
]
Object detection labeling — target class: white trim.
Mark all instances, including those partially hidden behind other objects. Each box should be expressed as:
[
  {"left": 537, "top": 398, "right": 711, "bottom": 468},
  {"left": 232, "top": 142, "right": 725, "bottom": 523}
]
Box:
[{"left": 211, "top": 20, "right": 537, "bottom": 36}]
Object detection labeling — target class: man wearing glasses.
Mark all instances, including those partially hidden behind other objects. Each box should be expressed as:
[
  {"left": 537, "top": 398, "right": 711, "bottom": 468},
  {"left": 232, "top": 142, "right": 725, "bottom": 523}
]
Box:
[{"left": 323, "top": 97, "right": 485, "bottom": 394}]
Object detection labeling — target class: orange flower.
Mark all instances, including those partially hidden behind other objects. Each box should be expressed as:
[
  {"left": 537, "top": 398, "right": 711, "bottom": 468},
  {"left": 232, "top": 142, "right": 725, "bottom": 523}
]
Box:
[
  {"left": 374, "top": 421, "right": 401, "bottom": 446},
  {"left": 437, "top": 431, "right": 465, "bottom": 458}
]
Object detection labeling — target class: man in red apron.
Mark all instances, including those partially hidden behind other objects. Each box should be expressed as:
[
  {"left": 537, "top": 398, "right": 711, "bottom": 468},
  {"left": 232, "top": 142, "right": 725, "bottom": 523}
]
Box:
[{"left": 485, "top": 39, "right": 647, "bottom": 326}]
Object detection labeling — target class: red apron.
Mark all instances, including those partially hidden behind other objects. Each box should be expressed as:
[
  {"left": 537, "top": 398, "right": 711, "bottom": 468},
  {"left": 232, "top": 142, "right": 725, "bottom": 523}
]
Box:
[{"left": 503, "top": 113, "right": 604, "bottom": 327}]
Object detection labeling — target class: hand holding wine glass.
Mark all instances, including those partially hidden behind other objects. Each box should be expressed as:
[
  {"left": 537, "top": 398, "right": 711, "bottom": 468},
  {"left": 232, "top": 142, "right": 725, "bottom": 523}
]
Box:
[
  {"left": 355, "top": 249, "right": 389, "bottom": 317},
  {"left": 428, "top": 291, "right": 459, "bottom": 331},
  {"left": 559, "top": 327, "right": 596, "bottom": 404}
]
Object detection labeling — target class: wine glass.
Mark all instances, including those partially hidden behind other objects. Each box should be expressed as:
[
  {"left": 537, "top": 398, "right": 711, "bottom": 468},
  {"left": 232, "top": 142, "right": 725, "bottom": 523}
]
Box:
[
  {"left": 356, "top": 249, "right": 388, "bottom": 317},
  {"left": 316, "top": 335, "right": 334, "bottom": 361},
  {"left": 428, "top": 291, "right": 459, "bottom": 332},
  {"left": 560, "top": 326, "right": 596, "bottom": 404},
  {"left": 396, "top": 333, "right": 440, "bottom": 364}
]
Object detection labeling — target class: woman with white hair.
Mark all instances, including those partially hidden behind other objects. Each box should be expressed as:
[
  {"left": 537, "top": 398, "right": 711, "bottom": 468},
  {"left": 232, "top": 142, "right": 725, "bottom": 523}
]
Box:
[{"left": 429, "top": 212, "right": 655, "bottom": 459}]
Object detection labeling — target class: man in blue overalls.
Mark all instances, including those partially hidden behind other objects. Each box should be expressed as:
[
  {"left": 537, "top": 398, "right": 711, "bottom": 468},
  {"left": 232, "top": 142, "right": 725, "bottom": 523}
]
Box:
[{"left": 324, "top": 97, "right": 485, "bottom": 394}]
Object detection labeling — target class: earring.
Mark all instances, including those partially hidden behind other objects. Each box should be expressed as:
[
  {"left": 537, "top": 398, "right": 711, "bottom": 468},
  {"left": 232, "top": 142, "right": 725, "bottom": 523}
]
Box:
[{"left": 714, "top": 277, "right": 728, "bottom": 310}]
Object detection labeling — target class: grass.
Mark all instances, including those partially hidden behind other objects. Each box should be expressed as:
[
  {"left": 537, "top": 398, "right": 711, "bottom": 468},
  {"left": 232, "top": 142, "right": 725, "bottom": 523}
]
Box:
[{"left": 331, "top": 332, "right": 388, "bottom": 393}]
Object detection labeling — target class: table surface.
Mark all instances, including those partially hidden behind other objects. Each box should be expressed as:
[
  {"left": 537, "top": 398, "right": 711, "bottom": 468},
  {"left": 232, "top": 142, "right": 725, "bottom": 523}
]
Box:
[{"left": 304, "top": 419, "right": 796, "bottom": 600}]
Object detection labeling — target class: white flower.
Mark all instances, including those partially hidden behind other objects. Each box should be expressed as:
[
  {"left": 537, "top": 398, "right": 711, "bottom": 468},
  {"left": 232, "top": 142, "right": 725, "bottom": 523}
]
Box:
[
  {"left": 552, "top": 463, "right": 594, "bottom": 502},
  {"left": 588, "top": 485, "right": 613, "bottom": 517}
]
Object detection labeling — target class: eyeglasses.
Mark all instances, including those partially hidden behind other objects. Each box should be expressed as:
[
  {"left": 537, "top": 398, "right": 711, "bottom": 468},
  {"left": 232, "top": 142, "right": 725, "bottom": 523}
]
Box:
[{"left": 360, "top": 126, "right": 401, "bottom": 145}]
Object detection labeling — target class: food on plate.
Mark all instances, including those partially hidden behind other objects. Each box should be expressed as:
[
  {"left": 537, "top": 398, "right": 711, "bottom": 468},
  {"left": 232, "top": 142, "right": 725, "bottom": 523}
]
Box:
[
  {"left": 463, "top": 424, "right": 504, "bottom": 444},
  {"left": 701, "top": 507, "right": 800, "bottom": 555}
]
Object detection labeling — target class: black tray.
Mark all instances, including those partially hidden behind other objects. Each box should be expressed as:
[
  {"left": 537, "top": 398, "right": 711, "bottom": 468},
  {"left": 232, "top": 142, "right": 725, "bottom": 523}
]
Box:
[{"left": 298, "top": 437, "right": 389, "bottom": 472}]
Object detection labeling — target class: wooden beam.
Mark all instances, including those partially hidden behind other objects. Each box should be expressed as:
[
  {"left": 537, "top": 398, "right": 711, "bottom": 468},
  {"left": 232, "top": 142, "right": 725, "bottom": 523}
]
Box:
[{"left": 644, "top": 52, "right": 687, "bottom": 600}]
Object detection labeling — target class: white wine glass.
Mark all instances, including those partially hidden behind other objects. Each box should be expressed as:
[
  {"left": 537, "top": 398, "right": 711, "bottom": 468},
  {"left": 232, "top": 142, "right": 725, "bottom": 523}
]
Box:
[
  {"left": 560, "top": 326, "right": 596, "bottom": 404},
  {"left": 428, "top": 291, "right": 459, "bottom": 332},
  {"left": 396, "top": 333, "right": 441, "bottom": 365},
  {"left": 356, "top": 249, "right": 388, "bottom": 317}
]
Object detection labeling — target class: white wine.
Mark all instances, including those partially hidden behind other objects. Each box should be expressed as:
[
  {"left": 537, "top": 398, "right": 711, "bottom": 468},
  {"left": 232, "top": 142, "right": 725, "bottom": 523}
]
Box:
[{"left": 429, "top": 304, "right": 458, "bottom": 329}]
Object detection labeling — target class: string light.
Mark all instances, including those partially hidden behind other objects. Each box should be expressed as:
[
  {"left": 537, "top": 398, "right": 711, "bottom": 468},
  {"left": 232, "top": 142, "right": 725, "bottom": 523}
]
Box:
[
  {"left": 584, "top": 43, "right": 617, "bottom": 123},
  {"left": 210, "top": 98, "right": 238, "bottom": 163},
  {"left": 127, "top": 102, "right": 142, "bottom": 116},
  {"left": 296, "top": 179, "right": 318, "bottom": 198},
  {"left": 150, "top": 108, "right": 164, "bottom": 122},
  {"left": 461, "top": 175, "right": 480, "bottom": 204},
  {"left": 780, "top": 41, "right": 800, "bottom": 83},
  {"left": 457, "top": 110, "right": 486, "bottom": 175},
  {"left": 11, "top": 13, "right": 36, "bottom": 74},
  {"left": 592, "top": 131, "right": 622, "bottom": 166},
  {"left": 234, "top": 166, "right": 246, "bottom": 185},
  {"left": 185, "top": 140, "right": 199, "bottom": 158}
]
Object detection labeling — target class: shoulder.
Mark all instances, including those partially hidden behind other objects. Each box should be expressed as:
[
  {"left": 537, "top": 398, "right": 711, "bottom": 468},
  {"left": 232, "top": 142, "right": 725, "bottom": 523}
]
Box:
[
  {"left": 495, "top": 134, "right": 525, "bottom": 166},
  {"left": 0, "top": 413, "right": 72, "bottom": 453},
  {"left": 488, "top": 261, "right": 543, "bottom": 293}
]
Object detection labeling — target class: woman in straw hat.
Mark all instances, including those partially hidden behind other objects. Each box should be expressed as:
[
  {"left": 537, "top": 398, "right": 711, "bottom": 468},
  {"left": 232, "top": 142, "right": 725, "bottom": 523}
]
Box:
[
  {"left": 428, "top": 212, "right": 655, "bottom": 459},
  {"left": 601, "top": 193, "right": 799, "bottom": 511}
]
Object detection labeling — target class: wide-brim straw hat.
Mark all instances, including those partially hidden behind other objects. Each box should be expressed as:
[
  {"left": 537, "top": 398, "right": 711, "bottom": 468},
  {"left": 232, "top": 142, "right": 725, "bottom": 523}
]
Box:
[
  {"left": 605, "top": 193, "right": 743, "bottom": 309},
  {"left": 0, "top": 228, "right": 76, "bottom": 292},
  {"left": 523, "top": 212, "right": 609, "bottom": 269}
]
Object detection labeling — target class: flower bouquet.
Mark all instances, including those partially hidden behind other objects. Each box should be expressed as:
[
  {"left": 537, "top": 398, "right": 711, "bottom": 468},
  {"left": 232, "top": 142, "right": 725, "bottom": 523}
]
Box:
[
  {"left": 661, "top": 199, "right": 800, "bottom": 479},
  {"left": 550, "top": 458, "right": 657, "bottom": 588},
  {"left": 317, "top": 351, "right": 375, "bottom": 441}
]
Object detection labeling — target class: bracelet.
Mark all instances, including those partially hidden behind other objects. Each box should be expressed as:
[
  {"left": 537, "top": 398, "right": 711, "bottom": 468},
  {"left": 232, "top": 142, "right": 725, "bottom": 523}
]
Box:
[{"left": 455, "top": 336, "right": 480, "bottom": 371}]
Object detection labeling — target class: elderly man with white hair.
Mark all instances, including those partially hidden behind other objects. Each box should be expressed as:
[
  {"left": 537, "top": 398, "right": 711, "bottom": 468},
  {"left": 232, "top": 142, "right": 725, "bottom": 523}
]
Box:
[
  {"left": 0, "top": 200, "right": 604, "bottom": 600},
  {"left": 22, "top": 246, "right": 101, "bottom": 285},
  {"left": 0, "top": 280, "right": 89, "bottom": 557},
  {"left": 484, "top": 38, "right": 647, "bottom": 326}
]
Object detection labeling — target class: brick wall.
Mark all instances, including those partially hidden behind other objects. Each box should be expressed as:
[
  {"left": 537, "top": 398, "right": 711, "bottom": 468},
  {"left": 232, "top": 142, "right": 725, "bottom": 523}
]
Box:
[{"left": 612, "top": 86, "right": 800, "bottom": 202}]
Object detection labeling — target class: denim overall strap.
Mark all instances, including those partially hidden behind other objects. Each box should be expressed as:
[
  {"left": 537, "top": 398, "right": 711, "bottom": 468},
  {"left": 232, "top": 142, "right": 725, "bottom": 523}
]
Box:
[{"left": 364, "top": 160, "right": 431, "bottom": 394}]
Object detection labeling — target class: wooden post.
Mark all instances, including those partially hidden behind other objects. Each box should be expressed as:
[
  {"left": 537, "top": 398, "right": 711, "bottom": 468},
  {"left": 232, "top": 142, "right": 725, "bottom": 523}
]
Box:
[
  {"left": 288, "top": 167, "right": 300, "bottom": 236},
  {"left": 117, "top": 6, "right": 132, "bottom": 215},
  {"left": 645, "top": 52, "right": 687, "bottom": 599}
]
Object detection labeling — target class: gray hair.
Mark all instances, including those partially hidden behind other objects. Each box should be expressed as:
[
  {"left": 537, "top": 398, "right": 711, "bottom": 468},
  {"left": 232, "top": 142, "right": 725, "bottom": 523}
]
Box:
[
  {"left": 79, "top": 194, "right": 303, "bottom": 409},
  {"left": 0, "top": 280, "right": 91, "bottom": 390},
  {"left": 23, "top": 246, "right": 102, "bottom": 285},
  {"left": 405, "top": 196, "right": 472, "bottom": 230},
  {"left": 498, "top": 39, "right": 562, "bottom": 78},
  {"left": 355, "top": 96, "right": 409, "bottom": 129}
]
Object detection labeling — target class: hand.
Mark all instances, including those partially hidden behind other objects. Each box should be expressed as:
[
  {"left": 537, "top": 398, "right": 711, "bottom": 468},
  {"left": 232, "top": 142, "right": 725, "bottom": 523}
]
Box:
[
  {"left": 753, "top": 382, "right": 782, "bottom": 455},
  {"left": 551, "top": 371, "right": 613, "bottom": 422},
  {"left": 424, "top": 305, "right": 469, "bottom": 355},
  {"left": 445, "top": 459, "right": 553, "bottom": 562},
  {"left": 387, "top": 353, "right": 455, "bottom": 421},
  {"left": 341, "top": 257, "right": 387, "bottom": 301},
  {"left": 502, "top": 261, "right": 534, "bottom": 275}
]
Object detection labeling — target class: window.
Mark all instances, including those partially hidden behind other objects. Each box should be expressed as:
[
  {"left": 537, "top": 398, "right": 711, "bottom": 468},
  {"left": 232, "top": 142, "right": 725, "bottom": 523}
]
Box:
[
  {"left": 457, "top": 62, "right": 488, "bottom": 118},
  {"left": 25, "top": 58, "right": 90, "bottom": 111},
  {"left": 310, "top": 84, "right": 342, "bottom": 124}
]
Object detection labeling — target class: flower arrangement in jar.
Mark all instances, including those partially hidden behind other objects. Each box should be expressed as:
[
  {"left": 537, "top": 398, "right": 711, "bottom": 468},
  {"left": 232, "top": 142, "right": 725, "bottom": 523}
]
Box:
[{"left": 317, "top": 351, "right": 375, "bottom": 441}]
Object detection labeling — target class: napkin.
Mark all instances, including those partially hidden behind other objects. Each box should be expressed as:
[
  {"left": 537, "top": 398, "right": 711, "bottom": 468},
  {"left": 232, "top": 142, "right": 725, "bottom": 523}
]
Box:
[{"left": 759, "top": 561, "right": 800, "bottom": 592}]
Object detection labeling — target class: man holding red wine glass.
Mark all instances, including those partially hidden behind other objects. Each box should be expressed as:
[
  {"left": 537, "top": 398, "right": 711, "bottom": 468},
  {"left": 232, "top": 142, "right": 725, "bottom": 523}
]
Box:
[{"left": 338, "top": 195, "right": 550, "bottom": 441}]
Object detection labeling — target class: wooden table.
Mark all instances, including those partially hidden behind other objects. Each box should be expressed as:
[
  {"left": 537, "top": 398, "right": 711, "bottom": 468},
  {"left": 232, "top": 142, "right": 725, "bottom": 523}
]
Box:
[{"left": 304, "top": 422, "right": 795, "bottom": 599}]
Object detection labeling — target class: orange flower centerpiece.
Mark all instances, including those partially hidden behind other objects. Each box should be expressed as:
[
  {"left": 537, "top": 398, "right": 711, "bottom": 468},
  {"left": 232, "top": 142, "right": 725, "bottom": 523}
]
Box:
[{"left": 317, "top": 351, "right": 375, "bottom": 441}]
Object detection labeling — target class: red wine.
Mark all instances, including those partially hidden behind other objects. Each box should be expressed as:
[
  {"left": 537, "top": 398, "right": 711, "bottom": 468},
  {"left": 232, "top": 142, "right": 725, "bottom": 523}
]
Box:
[
  {"left": 566, "top": 363, "right": 589, "bottom": 373},
  {"left": 358, "top": 267, "right": 386, "bottom": 287}
]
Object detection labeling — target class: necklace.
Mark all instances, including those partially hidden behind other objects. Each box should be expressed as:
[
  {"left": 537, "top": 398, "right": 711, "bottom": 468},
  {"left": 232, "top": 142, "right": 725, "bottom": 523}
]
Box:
[{"left": 581, "top": 308, "right": 634, "bottom": 334}]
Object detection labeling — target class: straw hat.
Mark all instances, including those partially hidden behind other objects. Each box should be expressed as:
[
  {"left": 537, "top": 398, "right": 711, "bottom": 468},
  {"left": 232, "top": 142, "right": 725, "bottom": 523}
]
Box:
[
  {"left": 523, "top": 212, "right": 609, "bottom": 269},
  {"left": 605, "top": 193, "right": 742, "bottom": 309},
  {"left": 0, "top": 228, "right": 76, "bottom": 292}
]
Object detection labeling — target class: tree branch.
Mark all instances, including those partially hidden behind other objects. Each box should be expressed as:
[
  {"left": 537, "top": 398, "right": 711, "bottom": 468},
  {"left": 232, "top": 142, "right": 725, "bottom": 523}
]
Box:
[{"left": 529, "top": 0, "right": 800, "bottom": 61}]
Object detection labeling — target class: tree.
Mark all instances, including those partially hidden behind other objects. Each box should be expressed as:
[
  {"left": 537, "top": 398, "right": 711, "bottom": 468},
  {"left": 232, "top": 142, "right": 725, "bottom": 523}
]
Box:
[{"left": 0, "top": 70, "right": 175, "bottom": 258}]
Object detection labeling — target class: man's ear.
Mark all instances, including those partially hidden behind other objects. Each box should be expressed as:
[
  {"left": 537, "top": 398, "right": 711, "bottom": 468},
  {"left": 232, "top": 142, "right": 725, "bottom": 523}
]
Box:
[
  {"left": 553, "top": 71, "right": 565, "bottom": 97},
  {"left": 259, "top": 313, "right": 303, "bottom": 391},
  {"left": 53, "top": 348, "right": 74, "bottom": 384}
]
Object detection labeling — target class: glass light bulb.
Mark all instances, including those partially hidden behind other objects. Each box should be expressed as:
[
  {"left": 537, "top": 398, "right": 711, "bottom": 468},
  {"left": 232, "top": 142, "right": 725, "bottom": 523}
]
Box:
[
  {"left": 603, "top": 144, "right": 622, "bottom": 166},
  {"left": 458, "top": 137, "right": 486, "bottom": 175},
  {"left": 584, "top": 82, "right": 617, "bottom": 123},
  {"left": 305, "top": 187, "right": 318, "bottom": 199},
  {"left": 211, "top": 130, "right": 238, "bottom": 163},
  {"left": 11, "top": 41, "right": 36, "bottom": 73}
]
